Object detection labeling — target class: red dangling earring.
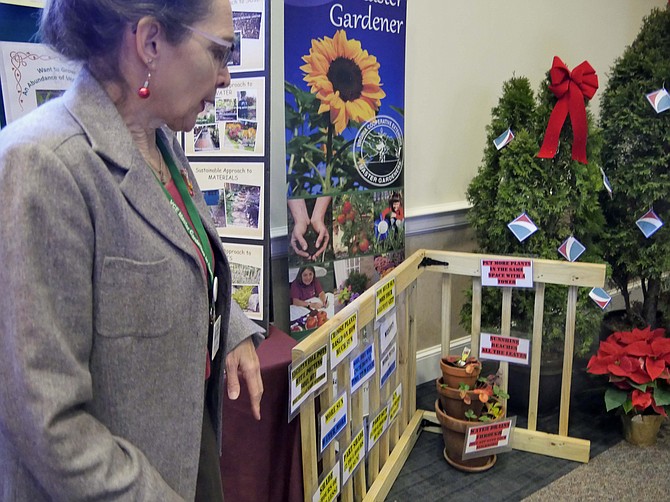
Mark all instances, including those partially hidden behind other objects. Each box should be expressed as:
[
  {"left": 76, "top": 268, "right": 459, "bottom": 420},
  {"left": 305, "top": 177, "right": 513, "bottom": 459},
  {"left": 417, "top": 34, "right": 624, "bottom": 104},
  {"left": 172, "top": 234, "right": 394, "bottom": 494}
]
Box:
[{"left": 138, "top": 71, "right": 151, "bottom": 99}]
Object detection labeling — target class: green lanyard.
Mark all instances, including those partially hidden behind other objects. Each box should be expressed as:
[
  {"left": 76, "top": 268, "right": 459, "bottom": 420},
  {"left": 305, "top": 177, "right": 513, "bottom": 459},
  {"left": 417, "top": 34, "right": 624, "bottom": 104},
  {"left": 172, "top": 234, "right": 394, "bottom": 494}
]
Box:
[{"left": 155, "top": 135, "right": 214, "bottom": 291}]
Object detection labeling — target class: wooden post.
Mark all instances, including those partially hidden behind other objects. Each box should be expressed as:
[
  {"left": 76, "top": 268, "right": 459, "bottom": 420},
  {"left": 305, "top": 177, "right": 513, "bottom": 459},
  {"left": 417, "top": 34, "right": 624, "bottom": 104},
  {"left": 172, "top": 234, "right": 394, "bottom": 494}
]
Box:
[{"left": 528, "top": 282, "right": 546, "bottom": 431}]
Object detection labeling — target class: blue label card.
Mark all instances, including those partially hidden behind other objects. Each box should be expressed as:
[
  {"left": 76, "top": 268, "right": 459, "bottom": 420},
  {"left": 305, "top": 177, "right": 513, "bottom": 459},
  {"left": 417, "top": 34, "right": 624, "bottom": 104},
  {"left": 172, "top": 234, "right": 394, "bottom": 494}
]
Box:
[
  {"left": 379, "top": 342, "right": 397, "bottom": 388},
  {"left": 350, "top": 343, "right": 376, "bottom": 395}
]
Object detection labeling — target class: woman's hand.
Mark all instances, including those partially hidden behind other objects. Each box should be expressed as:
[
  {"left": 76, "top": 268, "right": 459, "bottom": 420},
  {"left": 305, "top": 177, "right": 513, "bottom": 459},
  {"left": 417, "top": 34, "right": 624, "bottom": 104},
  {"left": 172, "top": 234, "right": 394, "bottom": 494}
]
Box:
[
  {"left": 308, "top": 300, "right": 324, "bottom": 310},
  {"left": 225, "top": 337, "right": 263, "bottom": 420}
]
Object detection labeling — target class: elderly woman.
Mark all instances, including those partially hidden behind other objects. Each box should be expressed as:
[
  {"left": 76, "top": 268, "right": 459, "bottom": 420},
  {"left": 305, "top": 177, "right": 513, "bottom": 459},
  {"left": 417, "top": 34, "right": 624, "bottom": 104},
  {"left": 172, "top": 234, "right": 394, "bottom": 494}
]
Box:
[{"left": 0, "top": 0, "right": 263, "bottom": 500}]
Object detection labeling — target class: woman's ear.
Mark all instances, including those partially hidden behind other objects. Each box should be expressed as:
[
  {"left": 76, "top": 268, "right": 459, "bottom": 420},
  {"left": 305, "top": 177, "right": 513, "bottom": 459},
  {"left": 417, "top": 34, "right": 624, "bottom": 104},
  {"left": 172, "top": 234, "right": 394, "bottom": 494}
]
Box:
[{"left": 133, "top": 17, "right": 162, "bottom": 65}]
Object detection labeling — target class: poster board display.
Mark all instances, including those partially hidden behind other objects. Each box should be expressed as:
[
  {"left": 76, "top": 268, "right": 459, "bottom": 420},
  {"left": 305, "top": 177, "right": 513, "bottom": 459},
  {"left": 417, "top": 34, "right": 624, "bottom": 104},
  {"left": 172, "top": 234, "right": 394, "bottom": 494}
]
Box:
[
  {"left": 1, "top": 1, "right": 272, "bottom": 329},
  {"left": 187, "top": 0, "right": 272, "bottom": 328},
  {"left": 0, "top": 41, "right": 79, "bottom": 124},
  {"left": 284, "top": 0, "right": 408, "bottom": 338}
]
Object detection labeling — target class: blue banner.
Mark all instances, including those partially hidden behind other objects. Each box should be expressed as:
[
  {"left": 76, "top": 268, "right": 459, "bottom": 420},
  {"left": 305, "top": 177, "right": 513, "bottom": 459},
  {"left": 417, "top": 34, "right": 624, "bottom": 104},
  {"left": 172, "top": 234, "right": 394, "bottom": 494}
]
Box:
[{"left": 285, "top": 0, "right": 407, "bottom": 337}]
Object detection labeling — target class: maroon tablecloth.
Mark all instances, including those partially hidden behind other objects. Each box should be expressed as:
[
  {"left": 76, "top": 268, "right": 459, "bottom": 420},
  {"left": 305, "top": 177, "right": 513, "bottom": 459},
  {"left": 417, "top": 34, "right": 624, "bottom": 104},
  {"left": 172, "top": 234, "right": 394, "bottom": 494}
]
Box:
[{"left": 220, "top": 326, "right": 303, "bottom": 502}]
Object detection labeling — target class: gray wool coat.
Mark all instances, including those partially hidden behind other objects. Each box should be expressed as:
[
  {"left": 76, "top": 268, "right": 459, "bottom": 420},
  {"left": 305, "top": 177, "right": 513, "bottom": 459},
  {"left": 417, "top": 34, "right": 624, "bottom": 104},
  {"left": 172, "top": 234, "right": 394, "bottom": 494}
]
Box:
[{"left": 0, "top": 69, "right": 262, "bottom": 501}]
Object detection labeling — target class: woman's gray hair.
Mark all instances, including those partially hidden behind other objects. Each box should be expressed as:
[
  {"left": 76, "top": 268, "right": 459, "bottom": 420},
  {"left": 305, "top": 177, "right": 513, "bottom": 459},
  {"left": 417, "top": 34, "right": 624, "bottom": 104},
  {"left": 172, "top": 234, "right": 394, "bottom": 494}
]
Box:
[{"left": 39, "top": 0, "right": 213, "bottom": 82}]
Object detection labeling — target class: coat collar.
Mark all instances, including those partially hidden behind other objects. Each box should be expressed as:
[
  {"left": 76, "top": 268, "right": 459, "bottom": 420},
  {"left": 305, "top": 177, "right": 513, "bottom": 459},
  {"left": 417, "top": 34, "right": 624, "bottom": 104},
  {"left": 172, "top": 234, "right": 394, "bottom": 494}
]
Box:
[{"left": 62, "top": 68, "right": 222, "bottom": 274}]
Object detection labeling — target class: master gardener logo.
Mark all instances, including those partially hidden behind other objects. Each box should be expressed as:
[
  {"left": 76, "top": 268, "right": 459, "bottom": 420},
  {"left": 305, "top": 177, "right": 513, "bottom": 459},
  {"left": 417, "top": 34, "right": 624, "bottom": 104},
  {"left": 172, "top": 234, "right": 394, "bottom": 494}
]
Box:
[{"left": 354, "top": 115, "right": 403, "bottom": 187}]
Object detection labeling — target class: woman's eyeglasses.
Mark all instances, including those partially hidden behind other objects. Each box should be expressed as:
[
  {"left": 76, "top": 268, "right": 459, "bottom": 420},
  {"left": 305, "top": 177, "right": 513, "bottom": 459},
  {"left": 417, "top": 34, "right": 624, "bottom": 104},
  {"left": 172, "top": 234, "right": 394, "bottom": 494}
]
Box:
[{"left": 184, "top": 25, "right": 234, "bottom": 68}]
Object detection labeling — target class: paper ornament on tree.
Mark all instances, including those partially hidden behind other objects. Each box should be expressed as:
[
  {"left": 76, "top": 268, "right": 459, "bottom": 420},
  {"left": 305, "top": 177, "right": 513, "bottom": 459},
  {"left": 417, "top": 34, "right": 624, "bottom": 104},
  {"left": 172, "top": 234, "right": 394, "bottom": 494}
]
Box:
[
  {"left": 558, "top": 236, "right": 586, "bottom": 262},
  {"left": 645, "top": 88, "right": 670, "bottom": 114},
  {"left": 507, "top": 212, "right": 538, "bottom": 242},
  {"left": 599, "top": 167, "right": 613, "bottom": 198},
  {"left": 493, "top": 128, "right": 515, "bottom": 150},
  {"left": 636, "top": 209, "right": 664, "bottom": 238},
  {"left": 589, "top": 287, "right": 612, "bottom": 310}
]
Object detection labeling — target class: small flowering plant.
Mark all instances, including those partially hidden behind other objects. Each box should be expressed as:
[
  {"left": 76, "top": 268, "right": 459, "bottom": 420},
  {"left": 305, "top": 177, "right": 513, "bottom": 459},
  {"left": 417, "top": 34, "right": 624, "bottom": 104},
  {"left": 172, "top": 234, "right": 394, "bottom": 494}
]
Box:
[
  {"left": 587, "top": 326, "right": 670, "bottom": 416},
  {"left": 461, "top": 375, "right": 509, "bottom": 422}
]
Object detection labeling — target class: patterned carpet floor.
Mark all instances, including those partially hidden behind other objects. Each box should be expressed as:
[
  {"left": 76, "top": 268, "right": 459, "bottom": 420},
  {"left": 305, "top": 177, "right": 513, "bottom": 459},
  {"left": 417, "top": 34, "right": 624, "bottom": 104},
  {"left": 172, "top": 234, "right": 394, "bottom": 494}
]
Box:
[{"left": 385, "top": 381, "right": 628, "bottom": 502}]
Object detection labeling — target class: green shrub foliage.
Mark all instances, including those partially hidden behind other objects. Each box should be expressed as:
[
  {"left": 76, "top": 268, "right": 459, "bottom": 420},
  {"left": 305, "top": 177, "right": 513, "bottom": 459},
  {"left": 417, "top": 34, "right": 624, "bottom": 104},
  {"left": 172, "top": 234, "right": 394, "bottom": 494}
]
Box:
[
  {"left": 463, "top": 75, "right": 605, "bottom": 357},
  {"left": 599, "top": 7, "right": 670, "bottom": 328}
]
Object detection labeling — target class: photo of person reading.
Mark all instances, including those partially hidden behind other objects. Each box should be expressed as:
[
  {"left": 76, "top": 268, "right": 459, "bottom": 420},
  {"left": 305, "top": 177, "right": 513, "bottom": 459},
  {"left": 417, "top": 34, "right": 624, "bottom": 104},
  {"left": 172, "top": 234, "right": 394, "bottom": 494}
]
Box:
[{"left": 290, "top": 265, "right": 328, "bottom": 309}]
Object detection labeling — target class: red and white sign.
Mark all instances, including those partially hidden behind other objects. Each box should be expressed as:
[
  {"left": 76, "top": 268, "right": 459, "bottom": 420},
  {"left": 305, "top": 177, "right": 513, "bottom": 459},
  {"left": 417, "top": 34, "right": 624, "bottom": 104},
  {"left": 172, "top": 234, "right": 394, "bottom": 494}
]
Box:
[
  {"left": 463, "top": 417, "right": 515, "bottom": 459},
  {"left": 479, "top": 333, "right": 530, "bottom": 365},
  {"left": 481, "top": 259, "right": 533, "bottom": 288}
]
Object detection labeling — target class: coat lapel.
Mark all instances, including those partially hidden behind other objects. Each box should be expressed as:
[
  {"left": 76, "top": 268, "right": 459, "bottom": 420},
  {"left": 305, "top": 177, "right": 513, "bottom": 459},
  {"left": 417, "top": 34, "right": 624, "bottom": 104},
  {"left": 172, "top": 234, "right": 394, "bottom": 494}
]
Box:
[{"left": 62, "top": 69, "right": 201, "bottom": 270}]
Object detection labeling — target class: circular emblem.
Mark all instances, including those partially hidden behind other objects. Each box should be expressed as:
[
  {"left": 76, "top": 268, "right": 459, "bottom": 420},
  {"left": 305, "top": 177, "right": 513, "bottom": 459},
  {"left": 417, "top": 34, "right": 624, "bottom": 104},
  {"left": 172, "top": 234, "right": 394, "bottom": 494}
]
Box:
[{"left": 353, "top": 115, "right": 403, "bottom": 187}]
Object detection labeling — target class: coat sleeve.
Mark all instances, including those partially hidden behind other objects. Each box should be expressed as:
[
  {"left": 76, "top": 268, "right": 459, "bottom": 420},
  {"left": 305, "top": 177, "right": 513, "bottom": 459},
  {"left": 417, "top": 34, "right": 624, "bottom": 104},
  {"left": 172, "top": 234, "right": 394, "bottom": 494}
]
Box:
[
  {"left": 0, "top": 143, "right": 183, "bottom": 501},
  {"left": 225, "top": 297, "right": 266, "bottom": 354}
]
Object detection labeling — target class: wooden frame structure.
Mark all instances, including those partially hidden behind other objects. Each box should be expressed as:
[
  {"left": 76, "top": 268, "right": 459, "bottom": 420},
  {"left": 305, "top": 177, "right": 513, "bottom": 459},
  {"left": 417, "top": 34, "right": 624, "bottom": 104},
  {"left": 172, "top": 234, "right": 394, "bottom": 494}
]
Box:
[{"left": 291, "top": 249, "right": 606, "bottom": 501}]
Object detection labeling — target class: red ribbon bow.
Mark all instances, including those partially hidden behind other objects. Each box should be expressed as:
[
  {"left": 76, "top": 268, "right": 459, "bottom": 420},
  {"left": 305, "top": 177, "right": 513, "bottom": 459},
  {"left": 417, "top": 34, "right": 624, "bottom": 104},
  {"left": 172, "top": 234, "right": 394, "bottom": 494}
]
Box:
[{"left": 537, "top": 56, "right": 598, "bottom": 164}]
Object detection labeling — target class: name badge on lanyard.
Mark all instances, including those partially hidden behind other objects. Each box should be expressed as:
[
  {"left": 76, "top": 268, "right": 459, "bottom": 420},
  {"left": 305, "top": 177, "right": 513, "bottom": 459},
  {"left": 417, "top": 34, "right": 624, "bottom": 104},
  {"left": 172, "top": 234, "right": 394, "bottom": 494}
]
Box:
[{"left": 155, "top": 135, "right": 219, "bottom": 360}]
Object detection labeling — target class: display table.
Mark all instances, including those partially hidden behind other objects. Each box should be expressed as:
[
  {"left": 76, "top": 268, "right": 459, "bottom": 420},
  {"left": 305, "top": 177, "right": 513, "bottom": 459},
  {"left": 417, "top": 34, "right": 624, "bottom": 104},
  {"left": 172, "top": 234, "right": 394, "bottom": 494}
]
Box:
[{"left": 220, "top": 326, "right": 303, "bottom": 502}]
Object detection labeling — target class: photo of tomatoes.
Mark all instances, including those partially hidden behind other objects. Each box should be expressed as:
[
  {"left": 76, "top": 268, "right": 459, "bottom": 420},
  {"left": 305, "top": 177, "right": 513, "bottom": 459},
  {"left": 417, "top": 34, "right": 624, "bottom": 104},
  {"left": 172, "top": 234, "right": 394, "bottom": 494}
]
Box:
[{"left": 332, "top": 192, "right": 375, "bottom": 258}]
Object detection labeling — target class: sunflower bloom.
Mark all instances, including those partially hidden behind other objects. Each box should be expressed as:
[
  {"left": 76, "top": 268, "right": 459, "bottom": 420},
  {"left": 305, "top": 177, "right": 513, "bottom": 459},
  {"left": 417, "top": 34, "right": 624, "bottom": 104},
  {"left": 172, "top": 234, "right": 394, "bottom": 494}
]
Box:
[{"left": 300, "top": 30, "right": 385, "bottom": 134}]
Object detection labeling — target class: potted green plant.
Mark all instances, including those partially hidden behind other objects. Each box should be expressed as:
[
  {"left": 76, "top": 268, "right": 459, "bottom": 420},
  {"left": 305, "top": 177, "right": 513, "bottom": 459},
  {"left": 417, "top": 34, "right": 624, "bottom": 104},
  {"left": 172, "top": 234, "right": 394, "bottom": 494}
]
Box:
[
  {"left": 439, "top": 350, "right": 482, "bottom": 390},
  {"left": 598, "top": 6, "right": 670, "bottom": 331},
  {"left": 586, "top": 325, "right": 670, "bottom": 445},
  {"left": 435, "top": 371, "right": 509, "bottom": 472},
  {"left": 334, "top": 270, "right": 369, "bottom": 312},
  {"left": 436, "top": 373, "right": 509, "bottom": 422}
]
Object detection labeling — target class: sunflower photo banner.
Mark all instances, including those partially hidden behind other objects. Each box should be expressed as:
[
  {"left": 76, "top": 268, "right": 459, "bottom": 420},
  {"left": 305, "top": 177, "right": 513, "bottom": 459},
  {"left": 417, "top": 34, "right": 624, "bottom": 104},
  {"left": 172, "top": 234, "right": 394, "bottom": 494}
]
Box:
[{"left": 284, "top": 0, "right": 407, "bottom": 339}]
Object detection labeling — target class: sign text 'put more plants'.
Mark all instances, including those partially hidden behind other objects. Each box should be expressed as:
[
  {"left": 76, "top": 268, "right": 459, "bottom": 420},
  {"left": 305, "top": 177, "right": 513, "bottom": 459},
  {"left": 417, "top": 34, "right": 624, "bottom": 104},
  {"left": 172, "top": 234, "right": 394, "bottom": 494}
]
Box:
[{"left": 481, "top": 259, "right": 534, "bottom": 288}]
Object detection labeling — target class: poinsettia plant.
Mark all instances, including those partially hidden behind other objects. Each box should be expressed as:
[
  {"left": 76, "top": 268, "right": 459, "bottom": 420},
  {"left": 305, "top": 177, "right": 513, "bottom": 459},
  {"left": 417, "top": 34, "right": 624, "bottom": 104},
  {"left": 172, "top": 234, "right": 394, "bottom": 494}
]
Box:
[{"left": 587, "top": 326, "right": 670, "bottom": 416}]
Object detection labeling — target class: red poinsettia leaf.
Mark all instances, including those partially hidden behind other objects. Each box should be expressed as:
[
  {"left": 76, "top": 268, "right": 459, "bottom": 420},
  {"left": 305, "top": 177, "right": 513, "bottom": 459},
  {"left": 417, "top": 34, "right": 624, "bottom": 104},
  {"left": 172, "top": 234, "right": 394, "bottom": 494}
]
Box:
[
  {"left": 608, "top": 362, "right": 630, "bottom": 377},
  {"left": 650, "top": 337, "right": 670, "bottom": 356},
  {"left": 617, "top": 328, "right": 651, "bottom": 344},
  {"left": 651, "top": 403, "right": 667, "bottom": 417},
  {"left": 646, "top": 358, "right": 667, "bottom": 382},
  {"left": 629, "top": 369, "right": 653, "bottom": 385},
  {"left": 631, "top": 389, "right": 653, "bottom": 411},
  {"left": 587, "top": 354, "right": 616, "bottom": 375},
  {"left": 609, "top": 331, "right": 624, "bottom": 342},
  {"left": 626, "top": 340, "right": 653, "bottom": 357},
  {"left": 650, "top": 327, "right": 667, "bottom": 339},
  {"left": 598, "top": 339, "right": 626, "bottom": 356},
  {"left": 615, "top": 357, "right": 651, "bottom": 384}
]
